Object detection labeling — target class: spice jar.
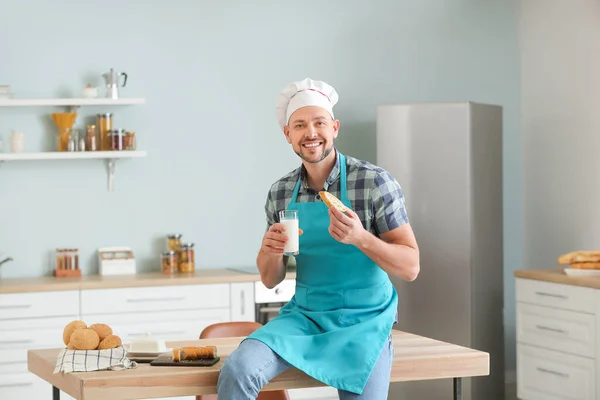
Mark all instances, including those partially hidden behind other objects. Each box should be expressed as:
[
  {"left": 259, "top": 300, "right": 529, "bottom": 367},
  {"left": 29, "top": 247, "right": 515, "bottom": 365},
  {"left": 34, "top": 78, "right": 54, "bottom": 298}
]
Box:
[
  {"left": 86, "top": 125, "right": 97, "bottom": 151},
  {"left": 167, "top": 234, "right": 182, "bottom": 252},
  {"left": 178, "top": 243, "right": 195, "bottom": 273},
  {"left": 161, "top": 251, "right": 177, "bottom": 274},
  {"left": 124, "top": 131, "right": 136, "bottom": 150},
  {"left": 110, "top": 129, "right": 125, "bottom": 151}
]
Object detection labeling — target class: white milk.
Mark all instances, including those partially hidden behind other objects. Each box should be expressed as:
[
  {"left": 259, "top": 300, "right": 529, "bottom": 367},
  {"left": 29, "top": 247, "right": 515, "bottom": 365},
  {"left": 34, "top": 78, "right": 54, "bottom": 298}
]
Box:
[{"left": 281, "top": 218, "right": 299, "bottom": 254}]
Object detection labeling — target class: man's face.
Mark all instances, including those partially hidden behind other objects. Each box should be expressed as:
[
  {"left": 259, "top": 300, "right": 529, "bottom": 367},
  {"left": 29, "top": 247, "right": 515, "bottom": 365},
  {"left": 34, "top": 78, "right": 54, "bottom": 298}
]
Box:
[{"left": 283, "top": 106, "right": 340, "bottom": 164}]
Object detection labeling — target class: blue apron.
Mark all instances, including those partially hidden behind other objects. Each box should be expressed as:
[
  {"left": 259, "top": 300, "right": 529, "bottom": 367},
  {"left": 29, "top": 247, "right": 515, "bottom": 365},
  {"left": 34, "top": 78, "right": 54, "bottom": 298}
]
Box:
[{"left": 246, "top": 153, "right": 398, "bottom": 394}]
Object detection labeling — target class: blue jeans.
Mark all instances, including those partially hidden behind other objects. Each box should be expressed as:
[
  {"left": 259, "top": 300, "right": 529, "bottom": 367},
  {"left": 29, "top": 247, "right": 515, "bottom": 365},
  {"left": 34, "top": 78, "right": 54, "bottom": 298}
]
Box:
[{"left": 216, "top": 334, "right": 393, "bottom": 400}]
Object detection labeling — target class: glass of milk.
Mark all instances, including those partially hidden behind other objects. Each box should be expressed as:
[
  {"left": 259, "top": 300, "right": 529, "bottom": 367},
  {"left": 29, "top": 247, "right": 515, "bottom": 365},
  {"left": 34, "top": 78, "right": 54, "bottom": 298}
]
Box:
[{"left": 279, "top": 210, "right": 299, "bottom": 256}]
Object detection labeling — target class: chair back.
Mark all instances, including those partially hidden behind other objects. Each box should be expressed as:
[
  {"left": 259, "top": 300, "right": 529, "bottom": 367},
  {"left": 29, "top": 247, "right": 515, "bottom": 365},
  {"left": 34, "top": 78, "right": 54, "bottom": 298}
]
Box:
[{"left": 196, "top": 322, "right": 291, "bottom": 400}]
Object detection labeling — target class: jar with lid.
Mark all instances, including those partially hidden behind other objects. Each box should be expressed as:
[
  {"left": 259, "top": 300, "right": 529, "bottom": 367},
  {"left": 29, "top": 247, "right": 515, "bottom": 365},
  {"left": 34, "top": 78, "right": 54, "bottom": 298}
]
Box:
[
  {"left": 96, "top": 113, "right": 113, "bottom": 151},
  {"left": 178, "top": 243, "right": 195, "bottom": 273},
  {"left": 167, "top": 234, "right": 182, "bottom": 252},
  {"left": 86, "top": 125, "right": 97, "bottom": 151},
  {"left": 161, "top": 251, "right": 177, "bottom": 274},
  {"left": 110, "top": 129, "right": 125, "bottom": 151}
]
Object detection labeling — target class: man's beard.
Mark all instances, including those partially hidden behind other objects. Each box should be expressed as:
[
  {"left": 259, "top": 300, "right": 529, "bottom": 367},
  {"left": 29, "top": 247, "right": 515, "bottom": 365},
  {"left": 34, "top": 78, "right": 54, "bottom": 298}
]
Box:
[{"left": 294, "top": 143, "right": 334, "bottom": 164}]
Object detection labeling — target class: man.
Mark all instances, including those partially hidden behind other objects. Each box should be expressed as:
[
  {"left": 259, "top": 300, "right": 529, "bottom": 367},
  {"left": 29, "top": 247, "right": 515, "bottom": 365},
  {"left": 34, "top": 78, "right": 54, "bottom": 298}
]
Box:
[{"left": 217, "top": 78, "right": 419, "bottom": 399}]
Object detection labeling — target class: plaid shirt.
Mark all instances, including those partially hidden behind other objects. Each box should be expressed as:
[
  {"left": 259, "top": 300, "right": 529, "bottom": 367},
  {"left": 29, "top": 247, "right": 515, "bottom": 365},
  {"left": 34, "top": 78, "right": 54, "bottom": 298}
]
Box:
[{"left": 264, "top": 149, "right": 409, "bottom": 236}]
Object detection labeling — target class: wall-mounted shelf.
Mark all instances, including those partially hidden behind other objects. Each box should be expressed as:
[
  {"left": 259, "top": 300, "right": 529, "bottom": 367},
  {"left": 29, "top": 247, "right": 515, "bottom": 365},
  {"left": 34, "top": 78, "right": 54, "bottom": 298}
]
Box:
[
  {"left": 0, "top": 151, "right": 147, "bottom": 191},
  {"left": 0, "top": 97, "right": 146, "bottom": 112}
]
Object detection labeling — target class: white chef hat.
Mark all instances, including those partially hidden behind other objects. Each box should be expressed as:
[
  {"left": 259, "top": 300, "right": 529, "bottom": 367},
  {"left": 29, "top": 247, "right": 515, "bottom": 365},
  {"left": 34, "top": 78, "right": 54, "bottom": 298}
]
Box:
[{"left": 275, "top": 78, "right": 339, "bottom": 130}]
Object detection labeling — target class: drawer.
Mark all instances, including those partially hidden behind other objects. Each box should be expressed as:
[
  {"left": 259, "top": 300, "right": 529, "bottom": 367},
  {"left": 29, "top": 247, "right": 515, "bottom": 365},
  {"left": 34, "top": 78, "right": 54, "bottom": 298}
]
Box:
[
  {"left": 517, "top": 343, "right": 595, "bottom": 400},
  {"left": 86, "top": 309, "right": 230, "bottom": 342},
  {"left": 0, "top": 290, "right": 79, "bottom": 320},
  {"left": 517, "top": 303, "right": 595, "bottom": 358},
  {"left": 255, "top": 279, "right": 295, "bottom": 303},
  {"left": 516, "top": 278, "right": 595, "bottom": 314},
  {"left": 81, "top": 284, "right": 230, "bottom": 315},
  {"left": 0, "top": 319, "right": 71, "bottom": 364}
]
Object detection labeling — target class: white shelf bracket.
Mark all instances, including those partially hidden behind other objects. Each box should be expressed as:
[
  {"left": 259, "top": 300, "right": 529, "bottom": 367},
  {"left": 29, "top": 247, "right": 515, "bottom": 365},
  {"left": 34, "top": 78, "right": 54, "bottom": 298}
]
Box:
[{"left": 106, "top": 159, "right": 116, "bottom": 192}]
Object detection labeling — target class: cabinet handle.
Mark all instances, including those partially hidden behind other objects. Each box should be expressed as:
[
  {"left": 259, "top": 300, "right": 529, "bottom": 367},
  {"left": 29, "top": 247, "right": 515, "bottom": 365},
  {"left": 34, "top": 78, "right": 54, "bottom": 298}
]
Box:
[
  {"left": 537, "top": 367, "right": 569, "bottom": 378},
  {"left": 0, "top": 339, "right": 34, "bottom": 345},
  {"left": 535, "top": 325, "right": 567, "bottom": 334},
  {"left": 534, "top": 291, "right": 567, "bottom": 299},
  {"left": 128, "top": 331, "right": 185, "bottom": 337},
  {"left": 241, "top": 290, "right": 245, "bottom": 315},
  {"left": 0, "top": 382, "right": 33, "bottom": 387},
  {"left": 0, "top": 304, "right": 32, "bottom": 309},
  {"left": 126, "top": 296, "right": 185, "bottom": 303}
]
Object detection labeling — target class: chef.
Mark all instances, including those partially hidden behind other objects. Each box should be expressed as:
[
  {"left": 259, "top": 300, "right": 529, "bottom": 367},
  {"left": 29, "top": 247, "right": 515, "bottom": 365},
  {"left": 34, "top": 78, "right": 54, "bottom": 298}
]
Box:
[{"left": 217, "top": 78, "right": 420, "bottom": 399}]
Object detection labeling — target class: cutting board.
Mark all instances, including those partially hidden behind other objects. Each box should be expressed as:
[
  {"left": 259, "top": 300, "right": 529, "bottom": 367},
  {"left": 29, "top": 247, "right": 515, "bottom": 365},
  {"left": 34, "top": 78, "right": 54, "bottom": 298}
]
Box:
[{"left": 150, "top": 353, "right": 220, "bottom": 367}]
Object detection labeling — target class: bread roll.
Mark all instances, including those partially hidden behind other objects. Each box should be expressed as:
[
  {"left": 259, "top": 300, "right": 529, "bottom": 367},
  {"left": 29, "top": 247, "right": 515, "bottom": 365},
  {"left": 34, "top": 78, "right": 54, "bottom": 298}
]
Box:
[
  {"left": 98, "top": 334, "right": 122, "bottom": 350},
  {"left": 63, "top": 320, "right": 87, "bottom": 346},
  {"left": 69, "top": 328, "right": 100, "bottom": 350},
  {"left": 89, "top": 323, "right": 113, "bottom": 341},
  {"left": 319, "top": 191, "right": 348, "bottom": 213}
]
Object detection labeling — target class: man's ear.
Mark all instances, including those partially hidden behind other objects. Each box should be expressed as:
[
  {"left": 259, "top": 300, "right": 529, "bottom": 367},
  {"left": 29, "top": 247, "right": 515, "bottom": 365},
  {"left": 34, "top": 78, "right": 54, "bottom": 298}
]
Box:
[
  {"left": 283, "top": 126, "right": 292, "bottom": 143},
  {"left": 332, "top": 119, "right": 341, "bottom": 139}
]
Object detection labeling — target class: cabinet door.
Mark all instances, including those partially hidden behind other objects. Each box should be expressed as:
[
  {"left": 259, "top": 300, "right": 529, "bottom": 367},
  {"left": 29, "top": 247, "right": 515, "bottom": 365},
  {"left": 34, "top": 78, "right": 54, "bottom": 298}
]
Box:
[
  {"left": 517, "top": 343, "right": 595, "bottom": 400},
  {"left": 84, "top": 309, "right": 230, "bottom": 343},
  {"left": 230, "top": 282, "right": 255, "bottom": 322},
  {"left": 81, "top": 284, "right": 230, "bottom": 315}
]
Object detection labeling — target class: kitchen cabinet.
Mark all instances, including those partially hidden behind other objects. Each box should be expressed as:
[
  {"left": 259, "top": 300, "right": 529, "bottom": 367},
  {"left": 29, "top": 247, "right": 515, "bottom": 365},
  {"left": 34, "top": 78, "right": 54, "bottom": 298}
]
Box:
[
  {"left": 0, "top": 290, "right": 78, "bottom": 400},
  {"left": 515, "top": 272, "right": 598, "bottom": 400}
]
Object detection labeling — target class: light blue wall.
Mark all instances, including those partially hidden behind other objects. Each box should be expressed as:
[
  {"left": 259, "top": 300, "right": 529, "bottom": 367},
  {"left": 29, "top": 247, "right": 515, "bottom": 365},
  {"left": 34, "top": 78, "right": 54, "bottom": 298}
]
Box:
[{"left": 0, "top": 0, "right": 520, "bottom": 370}]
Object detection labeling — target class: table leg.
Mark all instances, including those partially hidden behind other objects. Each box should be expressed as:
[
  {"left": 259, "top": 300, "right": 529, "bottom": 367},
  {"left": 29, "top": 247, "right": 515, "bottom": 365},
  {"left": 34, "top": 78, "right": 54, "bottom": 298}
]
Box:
[
  {"left": 53, "top": 385, "right": 60, "bottom": 400},
  {"left": 453, "top": 378, "right": 462, "bottom": 400}
]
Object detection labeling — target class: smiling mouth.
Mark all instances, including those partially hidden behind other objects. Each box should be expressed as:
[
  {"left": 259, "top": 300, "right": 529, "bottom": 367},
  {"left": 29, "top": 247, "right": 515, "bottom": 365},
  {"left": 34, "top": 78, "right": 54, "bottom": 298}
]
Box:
[{"left": 302, "top": 141, "right": 322, "bottom": 148}]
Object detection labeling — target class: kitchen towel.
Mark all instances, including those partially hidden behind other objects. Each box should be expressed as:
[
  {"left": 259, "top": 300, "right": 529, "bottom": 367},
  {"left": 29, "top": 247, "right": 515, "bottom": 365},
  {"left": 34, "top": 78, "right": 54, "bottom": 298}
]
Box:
[{"left": 53, "top": 345, "right": 137, "bottom": 374}]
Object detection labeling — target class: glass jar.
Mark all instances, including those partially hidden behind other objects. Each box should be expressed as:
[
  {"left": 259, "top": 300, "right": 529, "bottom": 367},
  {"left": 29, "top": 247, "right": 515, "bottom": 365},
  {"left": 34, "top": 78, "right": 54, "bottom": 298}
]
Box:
[
  {"left": 124, "top": 131, "right": 136, "bottom": 150},
  {"left": 57, "top": 128, "right": 72, "bottom": 152},
  {"left": 110, "top": 129, "right": 125, "bottom": 151},
  {"left": 178, "top": 243, "right": 195, "bottom": 273},
  {"left": 161, "top": 251, "right": 177, "bottom": 274},
  {"left": 97, "top": 113, "right": 113, "bottom": 151},
  {"left": 167, "top": 234, "right": 182, "bottom": 252},
  {"left": 86, "top": 125, "right": 97, "bottom": 151}
]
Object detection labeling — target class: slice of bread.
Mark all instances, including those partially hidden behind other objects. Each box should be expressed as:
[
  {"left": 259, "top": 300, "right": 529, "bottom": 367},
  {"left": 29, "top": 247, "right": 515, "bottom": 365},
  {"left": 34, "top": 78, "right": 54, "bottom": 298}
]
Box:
[{"left": 319, "top": 191, "right": 348, "bottom": 213}]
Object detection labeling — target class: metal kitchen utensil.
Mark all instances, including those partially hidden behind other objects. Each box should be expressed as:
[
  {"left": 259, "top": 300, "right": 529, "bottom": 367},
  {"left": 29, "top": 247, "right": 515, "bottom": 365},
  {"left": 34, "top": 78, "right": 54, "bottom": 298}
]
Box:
[{"left": 102, "top": 68, "right": 128, "bottom": 99}]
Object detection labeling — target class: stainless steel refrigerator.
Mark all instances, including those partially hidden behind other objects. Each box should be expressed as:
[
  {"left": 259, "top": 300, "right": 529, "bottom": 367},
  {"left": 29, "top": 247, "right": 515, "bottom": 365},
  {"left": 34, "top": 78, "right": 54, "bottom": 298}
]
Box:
[{"left": 376, "top": 102, "right": 505, "bottom": 400}]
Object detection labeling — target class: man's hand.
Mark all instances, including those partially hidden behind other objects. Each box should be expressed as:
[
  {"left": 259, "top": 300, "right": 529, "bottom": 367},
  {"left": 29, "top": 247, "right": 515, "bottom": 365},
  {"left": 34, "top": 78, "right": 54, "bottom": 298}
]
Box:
[
  {"left": 260, "top": 223, "right": 303, "bottom": 255},
  {"left": 327, "top": 206, "right": 367, "bottom": 246}
]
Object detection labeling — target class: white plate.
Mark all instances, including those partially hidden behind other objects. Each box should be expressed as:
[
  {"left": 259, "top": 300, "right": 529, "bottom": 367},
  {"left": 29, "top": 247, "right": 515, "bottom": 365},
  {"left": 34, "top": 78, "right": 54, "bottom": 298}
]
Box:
[
  {"left": 125, "top": 346, "right": 172, "bottom": 357},
  {"left": 564, "top": 268, "right": 600, "bottom": 277}
]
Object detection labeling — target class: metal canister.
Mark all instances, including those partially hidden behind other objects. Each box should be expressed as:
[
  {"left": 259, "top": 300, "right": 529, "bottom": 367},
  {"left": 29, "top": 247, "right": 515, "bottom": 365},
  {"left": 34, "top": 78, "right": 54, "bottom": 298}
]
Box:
[{"left": 96, "top": 113, "right": 113, "bottom": 151}]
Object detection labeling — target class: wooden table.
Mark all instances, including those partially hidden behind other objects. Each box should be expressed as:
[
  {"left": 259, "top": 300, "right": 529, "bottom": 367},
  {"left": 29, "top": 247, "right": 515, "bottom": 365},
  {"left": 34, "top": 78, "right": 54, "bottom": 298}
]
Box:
[{"left": 28, "top": 330, "right": 489, "bottom": 400}]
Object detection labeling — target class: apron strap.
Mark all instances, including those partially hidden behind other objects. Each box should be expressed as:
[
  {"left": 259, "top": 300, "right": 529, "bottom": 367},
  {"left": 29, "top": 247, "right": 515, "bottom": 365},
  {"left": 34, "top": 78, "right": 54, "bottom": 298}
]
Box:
[
  {"left": 338, "top": 153, "right": 349, "bottom": 205},
  {"left": 290, "top": 176, "right": 302, "bottom": 204}
]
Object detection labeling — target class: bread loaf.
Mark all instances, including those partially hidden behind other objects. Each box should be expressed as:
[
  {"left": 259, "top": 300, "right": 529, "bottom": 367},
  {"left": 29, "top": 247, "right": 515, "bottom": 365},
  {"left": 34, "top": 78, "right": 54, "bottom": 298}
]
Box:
[{"left": 172, "top": 346, "right": 217, "bottom": 361}]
